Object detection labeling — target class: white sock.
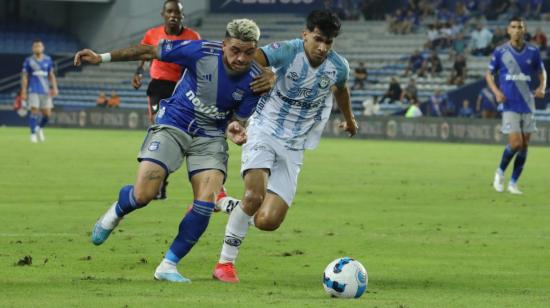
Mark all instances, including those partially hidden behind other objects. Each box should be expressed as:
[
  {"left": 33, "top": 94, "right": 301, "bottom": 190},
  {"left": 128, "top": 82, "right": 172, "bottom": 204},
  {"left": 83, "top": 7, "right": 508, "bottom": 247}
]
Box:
[
  {"left": 219, "top": 204, "right": 251, "bottom": 264},
  {"left": 218, "top": 196, "right": 255, "bottom": 225},
  {"left": 218, "top": 196, "right": 241, "bottom": 214},
  {"left": 100, "top": 202, "right": 121, "bottom": 229},
  {"left": 156, "top": 258, "right": 177, "bottom": 273}
]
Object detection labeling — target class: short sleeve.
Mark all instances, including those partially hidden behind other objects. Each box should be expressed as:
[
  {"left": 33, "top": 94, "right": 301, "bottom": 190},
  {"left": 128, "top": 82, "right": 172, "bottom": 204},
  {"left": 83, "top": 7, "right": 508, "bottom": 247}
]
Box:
[
  {"left": 141, "top": 29, "right": 154, "bottom": 45},
  {"left": 234, "top": 94, "right": 260, "bottom": 121},
  {"left": 22, "top": 58, "right": 30, "bottom": 73},
  {"left": 533, "top": 48, "right": 544, "bottom": 72},
  {"left": 260, "top": 40, "right": 299, "bottom": 69},
  {"left": 335, "top": 57, "right": 350, "bottom": 88},
  {"left": 157, "top": 39, "right": 200, "bottom": 67},
  {"left": 488, "top": 50, "right": 499, "bottom": 73},
  {"left": 49, "top": 58, "right": 55, "bottom": 74}
]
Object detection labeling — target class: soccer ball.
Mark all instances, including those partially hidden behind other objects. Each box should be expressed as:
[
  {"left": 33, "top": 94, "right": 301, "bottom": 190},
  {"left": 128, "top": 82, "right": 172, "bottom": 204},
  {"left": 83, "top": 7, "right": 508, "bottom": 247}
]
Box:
[{"left": 322, "top": 257, "right": 368, "bottom": 298}]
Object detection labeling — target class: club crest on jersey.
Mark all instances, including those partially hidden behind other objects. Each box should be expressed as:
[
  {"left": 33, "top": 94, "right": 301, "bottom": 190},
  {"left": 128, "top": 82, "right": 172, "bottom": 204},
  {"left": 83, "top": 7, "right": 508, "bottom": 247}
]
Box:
[
  {"left": 232, "top": 89, "right": 244, "bottom": 101},
  {"left": 270, "top": 42, "right": 281, "bottom": 49},
  {"left": 318, "top": 75, "right": 330, "bottom": 89},
  {"left": 148, "top": 141, "right": 160, "bottom": 151}
]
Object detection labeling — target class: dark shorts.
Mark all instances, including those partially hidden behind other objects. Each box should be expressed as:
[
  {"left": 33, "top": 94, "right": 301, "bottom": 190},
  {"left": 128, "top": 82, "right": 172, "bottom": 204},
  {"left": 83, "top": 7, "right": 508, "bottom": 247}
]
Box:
[{"left": 147, "top": 79, "right": 177, "bottom": 115}]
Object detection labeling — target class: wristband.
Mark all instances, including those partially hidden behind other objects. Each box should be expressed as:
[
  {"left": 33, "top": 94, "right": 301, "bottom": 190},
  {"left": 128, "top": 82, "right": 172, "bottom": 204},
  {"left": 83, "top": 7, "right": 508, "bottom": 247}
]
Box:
[{"left": 100, "top": 53, "right": 111, "bottom": 63}]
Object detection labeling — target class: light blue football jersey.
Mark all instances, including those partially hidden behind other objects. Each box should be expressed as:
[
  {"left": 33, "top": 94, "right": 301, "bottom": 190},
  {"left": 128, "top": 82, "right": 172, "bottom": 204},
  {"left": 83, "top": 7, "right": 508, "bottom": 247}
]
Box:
[
  {"left": 251, "top": 39, "right": 350, "bottom": 150},
  {"left": 22, "top": 55, "right": 54, "bottom": 95},
  {"left": 156, "top": 39, "right": 262, "bottom": 137},
  {"left": 488, "top": 42, "right": 545, "bottom": 113}
]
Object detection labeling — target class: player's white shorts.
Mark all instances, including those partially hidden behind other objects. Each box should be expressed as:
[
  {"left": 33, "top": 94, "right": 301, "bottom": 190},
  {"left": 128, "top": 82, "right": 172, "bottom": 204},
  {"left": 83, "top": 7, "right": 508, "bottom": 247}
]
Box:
[
  {"left": 501, "top": 112, "right": 537, "bottom": 134},
  {"left": 28, "top": 94, "right": 53, "bottom": 109},
  {"left": 241, "top": 129, "right": 304, "bottom": 207}
]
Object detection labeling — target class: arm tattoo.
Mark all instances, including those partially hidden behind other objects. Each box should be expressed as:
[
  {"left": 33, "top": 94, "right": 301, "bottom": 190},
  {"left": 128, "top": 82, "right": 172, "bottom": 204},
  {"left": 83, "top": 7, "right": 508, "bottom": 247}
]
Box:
[{"left": 111, "top": 45, "right": 156, "bottom": 62}]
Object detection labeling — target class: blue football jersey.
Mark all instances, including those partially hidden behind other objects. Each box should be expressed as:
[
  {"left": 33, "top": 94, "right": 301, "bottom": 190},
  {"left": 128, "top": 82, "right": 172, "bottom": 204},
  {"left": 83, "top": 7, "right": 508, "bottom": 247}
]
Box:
[
  {"left": 22, "top": 55, "right": 54, "bottom": 95},
  {"left": 488, "top": 42, "right": 545, "bottom": 113},
  {"left": 155, "top": 39, "right": 262, "bottom": 137}
]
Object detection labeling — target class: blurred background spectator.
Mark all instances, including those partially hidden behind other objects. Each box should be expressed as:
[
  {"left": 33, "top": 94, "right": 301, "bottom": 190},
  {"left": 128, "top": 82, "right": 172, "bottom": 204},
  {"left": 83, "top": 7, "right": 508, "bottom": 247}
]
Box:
[
  {"left": 107, "top": 91, "right": 120, "bottom": 108},
  {"left": 96, "top": 92, "right": 107, "bottom": 108},
  {"left": 458, "top": 99, "right": 474, "bottom": 118},
  {"left": 352, "top": 61, "right": 368, "bottom": 90},
  {"left": 380, "top": 76, "right": 402, "bottom": 104}
]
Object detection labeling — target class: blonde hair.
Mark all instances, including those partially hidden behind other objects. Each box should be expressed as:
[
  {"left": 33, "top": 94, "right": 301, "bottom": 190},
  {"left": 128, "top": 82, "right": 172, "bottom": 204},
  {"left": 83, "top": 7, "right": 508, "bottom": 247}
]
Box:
[{"left": 225, "top": 19, "right": 260, "bottom": 42}]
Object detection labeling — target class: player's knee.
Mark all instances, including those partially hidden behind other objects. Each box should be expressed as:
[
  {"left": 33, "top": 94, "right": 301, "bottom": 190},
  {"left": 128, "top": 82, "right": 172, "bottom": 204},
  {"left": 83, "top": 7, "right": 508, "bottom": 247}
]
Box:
[
  {"left": 195, "top": 191, "right": 216, "bottom": 203},
  {"left": 132, "top": 186, "right": 155, "bottom": 205},
  {"left": 242, "top": 190, "right": 264, "bottom": 208},
  {"left": 254, "top": 213, "right": 281, "bottom": 231},
  {"left": 510, "top": 141, "right": 522, "bottom": 150}
]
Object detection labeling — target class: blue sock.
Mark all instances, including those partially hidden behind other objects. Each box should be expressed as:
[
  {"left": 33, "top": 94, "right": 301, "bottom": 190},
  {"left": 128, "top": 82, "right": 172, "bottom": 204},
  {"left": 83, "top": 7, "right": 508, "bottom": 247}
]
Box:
[
  {"left": 498, "top": 144, "right": 518, "bottom": 173},
  {"left": 29, "top": 114, "right": 38, "bottom": 133},
  {"left": 511, "top": 148, "right": 528, "bottom": 184},
  {"left": 165, "top": 200, "right": 215, "bottom": 264},
  {"left": 114, "top": 185, "right": 147, "bottom": 217},
  {"left": 39, "top": 116, "right": 49, "bottom": 128}
]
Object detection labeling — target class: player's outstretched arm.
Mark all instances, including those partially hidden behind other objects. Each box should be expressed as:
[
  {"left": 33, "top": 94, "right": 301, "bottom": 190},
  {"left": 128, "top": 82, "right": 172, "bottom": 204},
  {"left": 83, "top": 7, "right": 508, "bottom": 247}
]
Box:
[
  {"left": 333, "top": 85, "right": 358, "bottom": 137},
  {"left": 74, "top": 45, "right": 158, "bottom": 66}
]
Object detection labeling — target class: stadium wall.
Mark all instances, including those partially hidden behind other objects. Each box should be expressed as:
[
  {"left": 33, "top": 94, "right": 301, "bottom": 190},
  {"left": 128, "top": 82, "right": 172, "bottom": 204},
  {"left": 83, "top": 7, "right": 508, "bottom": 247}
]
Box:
[
  {"left": 11, "top": 0, "right": 206, "bottom": 50},
  {"left": 2, "top": 110, "right": 550, "bottom": 146},
  {"left": 324, "top": 116, "right": 550, "bottom": 146},
  {"left": 67, "top": 0, "right": 207, "bottom": 49}
]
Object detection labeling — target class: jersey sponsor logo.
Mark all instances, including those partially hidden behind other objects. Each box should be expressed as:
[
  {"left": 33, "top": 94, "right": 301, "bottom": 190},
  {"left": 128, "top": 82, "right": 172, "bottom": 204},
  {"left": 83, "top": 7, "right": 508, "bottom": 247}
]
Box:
[
  {"left": 318, "top": 75, "right": 330, "bottom": 89},
  {"left": 296, "top": 87, "right": 314, "bottom": 97},
  {"left": 32, "top": 70, "right": 48, "bottom": 77},
  {"left": 276, "top": 90, "right": 323, "bottom": 108},
  {"left": 287, "top": 71, "right": 299, "bottom": 81},
  {"left": 185, "top": 90, "right": 231, "bottom": 119},
  {"left": 505, "top": 73, "right": 531, "bottom": 81},
  {"left": 232, "top": 88, "right": 244, "bottom": 101},
  {"left": 202, "top": 74, "right": 212, "bottom": 82}
]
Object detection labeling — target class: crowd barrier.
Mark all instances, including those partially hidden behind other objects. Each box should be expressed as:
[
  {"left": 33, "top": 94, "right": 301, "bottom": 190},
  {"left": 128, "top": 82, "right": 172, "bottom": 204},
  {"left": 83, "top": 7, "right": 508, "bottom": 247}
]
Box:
[{"left": 325, "top": 115, "right": 550, "bottom": 146}]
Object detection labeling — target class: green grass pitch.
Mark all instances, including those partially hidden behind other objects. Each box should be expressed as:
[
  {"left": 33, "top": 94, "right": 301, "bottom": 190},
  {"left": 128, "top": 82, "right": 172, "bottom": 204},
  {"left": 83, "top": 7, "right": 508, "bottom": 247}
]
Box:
[{"left": 1, "top": 126, "right": 549, "bottom": 307}]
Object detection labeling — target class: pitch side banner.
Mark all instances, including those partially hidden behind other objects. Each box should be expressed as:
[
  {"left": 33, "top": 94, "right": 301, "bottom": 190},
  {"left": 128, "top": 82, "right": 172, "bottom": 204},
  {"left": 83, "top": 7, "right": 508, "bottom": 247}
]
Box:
[
  {"left": 210, "top": 0, "right": 324, "bottom": 13},
  {"left": 3, "top": 109, "right": 550, "bottom": 145},
  {"left": 324, "top": 116, "right": 550, "bottom": 146}
]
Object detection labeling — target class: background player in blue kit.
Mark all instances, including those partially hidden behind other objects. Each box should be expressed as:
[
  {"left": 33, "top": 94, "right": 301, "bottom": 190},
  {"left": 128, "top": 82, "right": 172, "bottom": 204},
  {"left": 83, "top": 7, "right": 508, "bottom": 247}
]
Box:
[
  {"left": 74, "top": 19, "right": 273, "bottom": 282},
  {"left": 486, "top": 16, "right": 547, "bottom": 195},
  {"left": 21, "top": 39, "right": 58, "bottom": 143}
]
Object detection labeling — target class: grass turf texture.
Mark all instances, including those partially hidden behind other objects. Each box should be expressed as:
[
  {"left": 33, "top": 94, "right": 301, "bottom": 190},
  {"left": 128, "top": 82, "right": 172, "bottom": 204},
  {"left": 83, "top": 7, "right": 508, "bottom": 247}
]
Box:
[{"left": 0, "top": 126, "right": 549, "bottom": 307}]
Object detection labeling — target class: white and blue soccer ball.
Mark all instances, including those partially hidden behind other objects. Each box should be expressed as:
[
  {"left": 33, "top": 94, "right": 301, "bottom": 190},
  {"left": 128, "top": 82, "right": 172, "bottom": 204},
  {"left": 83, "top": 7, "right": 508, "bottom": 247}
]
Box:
[{"left": 322, "top": 257, "right": 368, "bottom": 298}]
